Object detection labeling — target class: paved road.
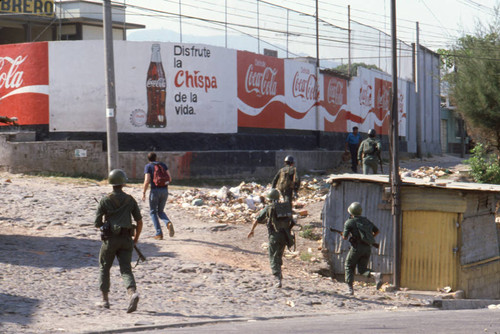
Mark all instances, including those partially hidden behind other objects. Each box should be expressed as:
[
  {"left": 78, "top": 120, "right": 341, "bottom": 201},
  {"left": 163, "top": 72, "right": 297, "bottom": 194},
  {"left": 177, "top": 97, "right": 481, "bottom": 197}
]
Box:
[{"left": 131, "top": 309, "right": 500, "bottom": 334}]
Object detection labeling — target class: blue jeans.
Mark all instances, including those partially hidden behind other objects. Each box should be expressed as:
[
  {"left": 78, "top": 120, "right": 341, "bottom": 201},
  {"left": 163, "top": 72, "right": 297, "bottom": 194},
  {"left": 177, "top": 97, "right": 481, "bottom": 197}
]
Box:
[{"left": 149, "top": 187, "right": 170, "bottom": 236}]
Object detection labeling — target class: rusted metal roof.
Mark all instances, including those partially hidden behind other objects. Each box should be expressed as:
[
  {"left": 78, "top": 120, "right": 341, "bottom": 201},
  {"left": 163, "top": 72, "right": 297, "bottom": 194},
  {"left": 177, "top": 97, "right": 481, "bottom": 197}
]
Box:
[{"left": 326, "top": 173, "right": 500, "bottom": 193}]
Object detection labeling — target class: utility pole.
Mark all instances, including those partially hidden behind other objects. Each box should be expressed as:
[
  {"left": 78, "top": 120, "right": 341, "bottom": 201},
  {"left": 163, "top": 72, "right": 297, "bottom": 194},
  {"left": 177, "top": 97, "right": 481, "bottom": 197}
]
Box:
[
  {"left": 103, "top": 0, "right": 119, "bottom": 172},
  {"left": 348, "top": 5, "right": 351, "bottom": 77},
  {"left": 390, "top": 0, "right": 401, "bottom": 289},
  {"left": 416, "top": 22, "right": 422, "bottom": 159},
  {"left": 315, "top": 0, "right": 320, "bottom": 144}
]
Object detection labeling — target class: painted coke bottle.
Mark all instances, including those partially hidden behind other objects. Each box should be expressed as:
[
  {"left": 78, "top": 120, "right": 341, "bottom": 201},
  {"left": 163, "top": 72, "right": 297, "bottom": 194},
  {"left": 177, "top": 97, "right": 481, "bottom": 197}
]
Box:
[{"left": 146, "top": 44, "right": 166, "bottom": 128}]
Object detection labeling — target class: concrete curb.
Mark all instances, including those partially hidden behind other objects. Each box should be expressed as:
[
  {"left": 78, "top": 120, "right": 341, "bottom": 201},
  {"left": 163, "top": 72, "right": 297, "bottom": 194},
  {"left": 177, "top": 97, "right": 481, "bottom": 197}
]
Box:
[
  {"left": 405, "top": 291, "right": 500, "bottom": 310},
  {"left": 432, "top": 299, "right": 500, "bottom": 310},
  {"left": 83, "top": 313, "right": 331, "bottom": 334}
]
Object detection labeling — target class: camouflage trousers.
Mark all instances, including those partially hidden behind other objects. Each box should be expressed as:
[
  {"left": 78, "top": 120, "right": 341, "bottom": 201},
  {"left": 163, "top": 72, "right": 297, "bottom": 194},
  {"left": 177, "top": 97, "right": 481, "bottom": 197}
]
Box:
[
  {"left": 99, "top": 235, "right": 136, "bottom": 293},
  {"left": 345, "top": 245, "right": 373, "bottom": 285},
  {"left": 268, "top": 231, "right": 287, "bottom": 278},
  {"left": 362, "top": 159, "right": 378, "bottom": 174}
]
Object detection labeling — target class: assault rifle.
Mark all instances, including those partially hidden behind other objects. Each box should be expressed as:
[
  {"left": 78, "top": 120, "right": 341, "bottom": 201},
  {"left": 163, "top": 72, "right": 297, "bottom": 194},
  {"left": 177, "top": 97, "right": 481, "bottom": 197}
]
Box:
[
  {"left": 329, "top": 227, "right": 379, "bottom": 249},
  {"left": 133, "top": 245, "right": 146, "bottom": 268},
  {"left": 376, "top": 147, "right": 383, "bottom": 174}
]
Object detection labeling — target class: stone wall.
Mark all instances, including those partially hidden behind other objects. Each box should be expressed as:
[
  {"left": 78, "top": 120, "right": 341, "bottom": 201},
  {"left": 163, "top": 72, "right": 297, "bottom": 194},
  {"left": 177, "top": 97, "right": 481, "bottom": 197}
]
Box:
[
  {"left": 460, "top": 258, "right": 500, "bottom": 299},
  {"left": 0, "top": 132, "right": 345, "bottom": 181}
]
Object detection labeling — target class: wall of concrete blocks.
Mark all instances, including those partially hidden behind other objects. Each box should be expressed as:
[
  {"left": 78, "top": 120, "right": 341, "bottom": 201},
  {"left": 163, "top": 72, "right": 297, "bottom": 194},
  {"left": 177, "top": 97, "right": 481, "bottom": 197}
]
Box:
[
  {"left": 0, "top": 133, "right": 345, "bottom": 181},
  {"left": 460, "top": 259, "right": 500, "bottom": 299}
]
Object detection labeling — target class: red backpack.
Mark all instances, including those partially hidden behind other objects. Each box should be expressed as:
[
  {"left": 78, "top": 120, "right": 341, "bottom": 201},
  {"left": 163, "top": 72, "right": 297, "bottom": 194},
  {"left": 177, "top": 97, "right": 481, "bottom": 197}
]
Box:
[{"left": 153, "top": 163, "right": 170, "bottom": 187}]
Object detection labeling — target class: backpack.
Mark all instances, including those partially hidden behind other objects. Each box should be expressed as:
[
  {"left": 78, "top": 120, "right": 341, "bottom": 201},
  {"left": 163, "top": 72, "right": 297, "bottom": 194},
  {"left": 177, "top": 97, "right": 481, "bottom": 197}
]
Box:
[
  {"left": 269, "top": 202, "right": 295, "bottom": 249},
  {"left": 277, "top": 166, "right": 296, "bottom": 193},
  {"left": 152, "top": 163, "right": 170, "bottom": 187},
  {"left": 363, "top": 140, "right": 378, "bottom": 155},
  {"left": 269, "top": 202, "right": 293, "bottom": 231},
  {"left": 355, "top": 217, "right": 376, "bottom": 246}
]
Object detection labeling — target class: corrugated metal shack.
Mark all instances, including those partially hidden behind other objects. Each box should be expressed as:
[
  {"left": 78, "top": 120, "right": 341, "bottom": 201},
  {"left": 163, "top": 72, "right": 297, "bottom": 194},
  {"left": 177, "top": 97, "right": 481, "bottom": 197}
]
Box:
[{"left": 322, "top": 174, "right": 500, "bottom": 299}]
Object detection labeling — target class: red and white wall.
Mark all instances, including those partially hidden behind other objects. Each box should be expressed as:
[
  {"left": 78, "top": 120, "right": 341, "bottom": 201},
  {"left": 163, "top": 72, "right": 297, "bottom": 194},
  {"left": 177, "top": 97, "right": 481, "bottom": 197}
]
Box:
[{"left": 0, "top": 40, "right": 408, "bottom": 136}]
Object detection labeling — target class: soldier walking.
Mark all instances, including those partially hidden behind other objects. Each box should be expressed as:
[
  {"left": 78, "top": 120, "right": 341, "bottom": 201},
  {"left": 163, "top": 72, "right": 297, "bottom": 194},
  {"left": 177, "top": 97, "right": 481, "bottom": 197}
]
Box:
[
  {"left": 247, "top": 189, "right": 295, "bottom": 288},
  {"left": 271, "top": 155, "right": 300, "bottom": 204},
  {"left": 342, "top": 202, "right": 382, "bottom": 295},
  {"left": 95, "top": 169, "right": 143, "bottom": 313},
  {"left": 357, "top": 129, "right": 382, "bottom": 174}
]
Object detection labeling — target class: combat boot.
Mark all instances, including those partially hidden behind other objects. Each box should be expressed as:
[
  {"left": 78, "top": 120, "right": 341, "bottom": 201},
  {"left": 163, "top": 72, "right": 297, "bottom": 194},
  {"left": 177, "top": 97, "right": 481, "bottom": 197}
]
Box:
[
  {"left": 127, "top": 287, "right": 140, "bottom": 313},
  {"left": 273, "top": 274, "right": 282, "bottom": 288},
  {"left": 372, "top": 272, "right": 383, "bottom": 290},
  {"left": 97, "top": 292, "right": 110, "bottom": 309},
  {"left": 346, "top": 283, "right": 354, "bottom": 296}
]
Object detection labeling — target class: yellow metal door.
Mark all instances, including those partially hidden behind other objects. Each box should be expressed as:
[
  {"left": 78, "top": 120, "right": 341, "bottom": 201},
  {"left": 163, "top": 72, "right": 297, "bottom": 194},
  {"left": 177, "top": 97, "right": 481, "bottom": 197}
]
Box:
[{"left": 401, "top": 211, "right": 459, "bottom": 291}]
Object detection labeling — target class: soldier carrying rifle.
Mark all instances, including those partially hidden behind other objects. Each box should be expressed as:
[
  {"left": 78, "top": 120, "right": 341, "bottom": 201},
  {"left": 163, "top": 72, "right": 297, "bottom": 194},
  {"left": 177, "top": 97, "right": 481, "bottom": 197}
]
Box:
[
  {"left": 358, "top": 129, "right": 382, "bottom": 174},
  {"left": 341, "top": 202, "right": 382, "bottom": 296},
  {"left": 247, "top": 189, "right": 295, "bottom": 288},
  {"left": 95, "top": 169, "right": 143, "bottom": 312}
]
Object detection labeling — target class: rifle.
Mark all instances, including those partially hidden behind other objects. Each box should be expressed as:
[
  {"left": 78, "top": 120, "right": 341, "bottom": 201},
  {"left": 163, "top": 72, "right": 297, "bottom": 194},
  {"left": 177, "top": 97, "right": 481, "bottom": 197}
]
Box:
[
  {"left": 329, "top": 227, "right": 379, "bottom": 249},
  {"left": 376, "top": 148, "right": 384, "bottom": 174},
  {"left": 133, "top": 245, "right": 146, "bottom": 268}
]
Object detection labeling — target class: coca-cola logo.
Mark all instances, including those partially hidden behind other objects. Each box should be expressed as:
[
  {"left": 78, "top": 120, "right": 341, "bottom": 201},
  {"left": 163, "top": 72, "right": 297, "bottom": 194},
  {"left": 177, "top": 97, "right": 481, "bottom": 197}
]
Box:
[
  {"left": 146, "top": 78, "right": 166, "bottom": 88},
  {"left": 292, "top": 70, "right": 318, "bottom": 100},
  {"left": 0, "top": 55, "right": 27, "bottom": 90},
  {"left": 359, "top": 80, "right": 372, "bottom": 107},
  {"left": 244, "top": 64, "right": 277, "bottom": 96},
  {"left": 376, "top": 85, "right": 391, "bottom": 110},
  {"left": 398, "top": 93, "right": 404, "bottom": 113},
  {"left": 327, "top": 79, "right": 344, "bottom": 105}
]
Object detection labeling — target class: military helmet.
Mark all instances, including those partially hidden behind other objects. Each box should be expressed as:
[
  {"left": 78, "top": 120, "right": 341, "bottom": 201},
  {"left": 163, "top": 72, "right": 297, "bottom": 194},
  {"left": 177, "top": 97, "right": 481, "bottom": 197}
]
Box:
[
  {"left": 267, "top": 189, "right": 280, "bottom": 201},
  {"left": 108, "top": 169, "right": 128, "bottom": 186},
  {"left": 368, "top": 129, "right": 376, "bottom": 137},
  {"left": 284, "top": 155, "right": 294, "bottom": 164},
  {"left": 347, "top": 202, "right": 362, "bottom": 216}
]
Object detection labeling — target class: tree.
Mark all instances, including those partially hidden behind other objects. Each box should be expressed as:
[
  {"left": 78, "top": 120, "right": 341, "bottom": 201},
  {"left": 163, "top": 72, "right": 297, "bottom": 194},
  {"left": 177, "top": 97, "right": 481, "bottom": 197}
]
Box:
[
  {"left": 444, "top": 12, "right": 500, "bottom": 161},
  {"left": 334, "top": 62, "right": 383, "bottom": 77}
]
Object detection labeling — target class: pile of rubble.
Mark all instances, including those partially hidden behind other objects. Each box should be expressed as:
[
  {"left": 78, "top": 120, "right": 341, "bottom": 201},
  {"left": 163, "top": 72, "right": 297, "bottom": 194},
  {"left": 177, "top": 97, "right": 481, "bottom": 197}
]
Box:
[
  {"left": 169, "top": 176, "right": 330, "bottom": 225},
  {"left": 400, "top": 166, "right": 453, "bottom": 180}
]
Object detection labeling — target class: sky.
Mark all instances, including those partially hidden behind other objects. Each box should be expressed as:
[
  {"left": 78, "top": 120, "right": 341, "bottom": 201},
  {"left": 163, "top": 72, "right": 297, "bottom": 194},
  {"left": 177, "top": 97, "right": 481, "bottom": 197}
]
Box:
[{"left": 121, "top": 0, "right": 497, "bottom": 71}]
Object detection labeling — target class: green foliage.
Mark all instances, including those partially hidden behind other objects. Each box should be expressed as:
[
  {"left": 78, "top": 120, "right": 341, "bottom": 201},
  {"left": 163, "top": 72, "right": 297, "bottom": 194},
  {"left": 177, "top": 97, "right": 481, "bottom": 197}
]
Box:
[
  {"left": 299, "top": 225, "right": 322, "bottom": 241},
  {"left": 443, "top": 14, "right": 500, "bottom": 151},
  {"left": 333, "top": 62, "right": 383, "bottom": 76},
  {"left": 465, "top": 143, "right": 500, "bottom": 184},
  {"left": 299, "top": 252, "right": 313, "bottom": 262}
]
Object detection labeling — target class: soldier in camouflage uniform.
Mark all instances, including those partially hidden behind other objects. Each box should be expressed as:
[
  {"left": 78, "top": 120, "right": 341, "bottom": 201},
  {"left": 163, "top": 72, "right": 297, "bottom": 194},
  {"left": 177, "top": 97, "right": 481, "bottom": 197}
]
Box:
[
  {"left": 357, "top": 129, "right": 381, "bottom": 174},
  {"left": 95, "top": 169, "right": 143, "bottom": 313},
  {"left": 271, "top": 155, "right": 300, "bottom": 204},
  {"left": 247, "top": 189, "right": 294, "bottom": 288},
  {"left": 343, "top": 202, "right": 382, "bottom": 295}
]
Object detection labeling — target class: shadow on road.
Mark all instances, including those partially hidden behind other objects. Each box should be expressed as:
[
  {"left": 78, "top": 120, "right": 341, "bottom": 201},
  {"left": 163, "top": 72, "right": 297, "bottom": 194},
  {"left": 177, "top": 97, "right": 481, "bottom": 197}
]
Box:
[
  {"left": 180, "top": 238, "right": 263, "bottom": 256},
  {"left": 0, "top": 293, "right": 39, "bottom": 327}
]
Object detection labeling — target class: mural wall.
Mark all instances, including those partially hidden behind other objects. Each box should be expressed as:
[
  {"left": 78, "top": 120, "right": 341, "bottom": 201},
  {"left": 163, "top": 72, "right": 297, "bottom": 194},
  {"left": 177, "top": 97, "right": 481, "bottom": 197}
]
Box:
[{"left": 0, "top": 40, "right": 410, "bottom": 137}]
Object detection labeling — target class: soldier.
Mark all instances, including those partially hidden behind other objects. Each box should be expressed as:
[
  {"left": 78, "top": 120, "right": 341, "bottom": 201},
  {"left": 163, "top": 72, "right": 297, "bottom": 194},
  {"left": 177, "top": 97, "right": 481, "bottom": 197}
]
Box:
[
  {"left": 247, "top": 189, "right": 294, "bottom": 288},
  {"left": 357, "top": 129, "right": 382, "bottom": 174},
  {"left": 95, "top": 169, "right": 143, "bottom": 313},
  {"left": 271, "top": 155, "right": 300, "bottom": 204},
  {"left": 342, "top": 202, "right": 382, "bottom": 295}
]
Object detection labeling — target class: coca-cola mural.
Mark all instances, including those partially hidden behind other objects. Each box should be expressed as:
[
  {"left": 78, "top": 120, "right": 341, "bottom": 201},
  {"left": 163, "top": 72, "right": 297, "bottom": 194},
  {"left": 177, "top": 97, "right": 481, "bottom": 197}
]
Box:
[
  {"left": 344, "top": 67, "right": 407, "bottom": 136},
  {"left": 0, "top": 42, "right": 49, "bottom": 125},
  {"left": 284, "top": 61, "right": 319, "bottom": 130},
  {"left": 237, "top": 51, "right": 320, "bottom": 131},
  {"left": 237, "top": 51, "right": 285, "bottom": 128},
  {"left": 320, "top": 74, "right": 353, "bottom": 132},
  {"left": 7, "top": 40, "right": 406, "bottom": 136},
  {"left": 49, "top": 41, "right": 237, "bottom": 133}
]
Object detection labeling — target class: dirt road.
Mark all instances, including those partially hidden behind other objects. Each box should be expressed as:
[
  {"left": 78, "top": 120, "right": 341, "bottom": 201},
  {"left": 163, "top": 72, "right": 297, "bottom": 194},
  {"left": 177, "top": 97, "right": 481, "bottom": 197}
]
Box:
[{"left": 0, "top": 156, "right": 467, "bottom": 333}]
